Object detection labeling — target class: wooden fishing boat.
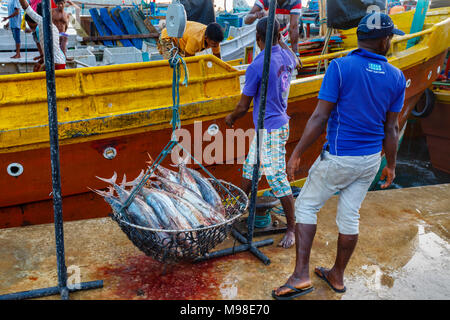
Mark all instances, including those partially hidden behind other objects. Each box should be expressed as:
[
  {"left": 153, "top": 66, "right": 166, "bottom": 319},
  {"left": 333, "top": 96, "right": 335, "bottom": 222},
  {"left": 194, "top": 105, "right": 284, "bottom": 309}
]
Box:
[
  {"left": 0, "top": 8, "right": 449, "bottom": 228},
  {"left": 420, "top": 84, "right": 450, "bottom": 174}
]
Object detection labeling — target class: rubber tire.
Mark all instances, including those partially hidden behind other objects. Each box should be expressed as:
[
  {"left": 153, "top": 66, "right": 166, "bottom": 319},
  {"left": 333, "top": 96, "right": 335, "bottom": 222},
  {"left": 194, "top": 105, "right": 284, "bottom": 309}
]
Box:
[{"left": 411, "top": 88, "right": 435, "bottom": 118}]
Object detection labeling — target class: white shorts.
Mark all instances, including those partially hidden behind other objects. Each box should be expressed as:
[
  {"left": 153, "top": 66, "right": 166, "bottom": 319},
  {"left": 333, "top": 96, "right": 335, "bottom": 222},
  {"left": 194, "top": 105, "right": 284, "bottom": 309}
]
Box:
[{"left": 295, "top": 150, "right": 381, "bottom": 235}]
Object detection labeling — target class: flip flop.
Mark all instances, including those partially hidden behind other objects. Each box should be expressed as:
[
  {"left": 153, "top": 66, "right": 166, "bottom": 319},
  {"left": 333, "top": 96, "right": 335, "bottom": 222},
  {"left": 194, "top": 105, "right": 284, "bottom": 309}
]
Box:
[
  {"left": 271, "top": 284, "right": 314, "bottom": 300},
  {"left": 314, "top": 267, "right": 346, "bottom": 293}
]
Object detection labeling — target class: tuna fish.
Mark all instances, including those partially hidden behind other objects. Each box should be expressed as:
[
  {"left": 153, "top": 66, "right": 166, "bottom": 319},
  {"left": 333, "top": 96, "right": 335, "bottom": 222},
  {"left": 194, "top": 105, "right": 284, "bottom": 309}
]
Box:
[
  {"left": 146, "top": 153, "right": 179, "bottom": 183},
  {"left": 112, "top": 184, "right": 164, "bottom": 229},
  {"left": 164, "top": 190, "right": 210, "bottom": 227},
  {"left": 156, "top": 176, "right": 225, "bottom": 224},
  {"left": 185, "top": 167, "right": 226, "bottom": 218},
  {"left": 140, "top": 188, "right": 192, "bottom": 230},
  {"left": 176, "top": 161, "right": 203, "bottom": 198}
]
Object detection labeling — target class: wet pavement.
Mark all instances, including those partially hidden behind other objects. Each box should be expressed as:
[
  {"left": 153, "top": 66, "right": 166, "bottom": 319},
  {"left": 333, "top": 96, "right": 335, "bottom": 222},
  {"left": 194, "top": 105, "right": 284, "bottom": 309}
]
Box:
[{"left": 0, "top": 183, "right": 448, "bottom": 300}]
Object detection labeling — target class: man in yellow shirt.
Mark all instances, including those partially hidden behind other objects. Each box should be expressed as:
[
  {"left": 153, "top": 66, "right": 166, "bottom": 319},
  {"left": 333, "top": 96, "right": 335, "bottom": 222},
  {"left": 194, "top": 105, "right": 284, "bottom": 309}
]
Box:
[{"left": 158, "top": 21, "right": 224, "bottom": 59}]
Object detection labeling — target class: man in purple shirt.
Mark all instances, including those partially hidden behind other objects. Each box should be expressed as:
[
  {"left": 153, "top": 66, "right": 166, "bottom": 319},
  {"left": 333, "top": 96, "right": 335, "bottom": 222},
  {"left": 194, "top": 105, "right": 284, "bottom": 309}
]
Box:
[{"left": 225, "top": 17, "right": 298, "bottom": 249}]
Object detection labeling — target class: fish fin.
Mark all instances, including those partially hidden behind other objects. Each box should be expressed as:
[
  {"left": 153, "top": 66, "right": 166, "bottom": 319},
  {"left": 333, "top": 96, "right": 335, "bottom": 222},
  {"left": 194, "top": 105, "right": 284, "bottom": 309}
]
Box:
[{"left": 96, "top": 171, "right": 117, "bottom": 185}]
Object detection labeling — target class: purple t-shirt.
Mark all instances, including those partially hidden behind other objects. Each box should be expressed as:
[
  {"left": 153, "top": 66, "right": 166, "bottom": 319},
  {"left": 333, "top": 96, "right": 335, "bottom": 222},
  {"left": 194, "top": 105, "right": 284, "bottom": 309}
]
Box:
[{"left": 243, "top": 45, "right": 296, "bottom": 132}]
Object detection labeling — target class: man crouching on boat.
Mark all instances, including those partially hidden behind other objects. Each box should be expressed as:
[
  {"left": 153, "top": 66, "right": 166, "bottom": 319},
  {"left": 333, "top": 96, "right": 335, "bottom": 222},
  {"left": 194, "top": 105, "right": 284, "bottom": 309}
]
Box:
[
  {"left": 18, "top": 0, "right": 66, "bottom": 70},
  {"left": 225, "top": 17, "right": 298, "bottom": 249},
  {"left": 272, "top": 12, "right": 406, "bottom": 299}
]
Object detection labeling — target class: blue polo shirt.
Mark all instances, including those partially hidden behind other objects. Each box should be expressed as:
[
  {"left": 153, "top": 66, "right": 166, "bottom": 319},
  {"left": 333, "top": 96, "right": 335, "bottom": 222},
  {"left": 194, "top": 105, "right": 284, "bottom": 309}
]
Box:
[
  {"left": 318, "top": 48, "right": 406, "bottom": 156},
  {"left": 243, "top": 45, "right": 297, "bottom": 131}
]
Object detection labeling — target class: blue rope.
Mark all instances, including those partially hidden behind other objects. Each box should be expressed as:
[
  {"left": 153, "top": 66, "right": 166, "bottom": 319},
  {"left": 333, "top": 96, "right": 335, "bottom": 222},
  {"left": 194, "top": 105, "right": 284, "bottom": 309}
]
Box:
[
  {"left": 118, "top": 52, "right": 245, "bottom": 215},
  {"left": 119, "top": 52, "right": 188, "bottom": 213}
]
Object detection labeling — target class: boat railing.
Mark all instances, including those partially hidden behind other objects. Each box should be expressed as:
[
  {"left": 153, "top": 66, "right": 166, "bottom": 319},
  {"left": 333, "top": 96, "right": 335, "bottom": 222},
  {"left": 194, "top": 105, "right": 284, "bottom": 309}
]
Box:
[
  {"left": 389, "top": 28, "right": 433, "bottom": 53},
  {"left": 298, "top": 17, "right": 449, "bottom": 67}
]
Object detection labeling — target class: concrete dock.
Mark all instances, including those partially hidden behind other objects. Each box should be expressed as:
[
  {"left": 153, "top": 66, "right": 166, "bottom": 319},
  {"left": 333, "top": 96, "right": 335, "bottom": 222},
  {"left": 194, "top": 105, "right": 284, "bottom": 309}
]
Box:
[{"left": 0, "top": 184, "right": 449, "bottom": 300}]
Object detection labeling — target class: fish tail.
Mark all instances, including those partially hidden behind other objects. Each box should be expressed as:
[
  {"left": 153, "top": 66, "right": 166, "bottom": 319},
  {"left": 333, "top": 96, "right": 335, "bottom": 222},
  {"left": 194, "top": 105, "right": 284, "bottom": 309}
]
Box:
[
  {"left": 96, "top": 171, "right": 118, "bottom": 185},
  {"left": 121, "top": 169, "right": 146, "bottom": 187},
  {"left": 146, "top": 153, "right": 154, "bottom": 166},
  {"left": 88, "top": 187, "right": 113, "bottom": 198}
]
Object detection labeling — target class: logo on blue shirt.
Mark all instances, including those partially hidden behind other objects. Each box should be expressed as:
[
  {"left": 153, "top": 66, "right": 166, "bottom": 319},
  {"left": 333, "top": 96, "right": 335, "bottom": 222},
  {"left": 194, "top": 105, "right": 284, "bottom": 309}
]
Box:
[{"left": 366, "top": 62, "right": 385, "bottom": 74}]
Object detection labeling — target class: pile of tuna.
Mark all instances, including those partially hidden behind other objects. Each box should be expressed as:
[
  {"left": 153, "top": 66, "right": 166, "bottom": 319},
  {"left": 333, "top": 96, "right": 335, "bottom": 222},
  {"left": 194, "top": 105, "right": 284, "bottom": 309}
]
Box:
[{"left": 92, "top": 159, "right": 227, "bottom": 231}]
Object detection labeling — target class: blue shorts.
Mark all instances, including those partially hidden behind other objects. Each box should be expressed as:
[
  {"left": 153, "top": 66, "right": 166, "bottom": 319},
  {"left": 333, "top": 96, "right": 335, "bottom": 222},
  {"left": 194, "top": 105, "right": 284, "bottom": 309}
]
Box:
[{"left": 11, "top": 28, "right": 21, "bottom": 44}]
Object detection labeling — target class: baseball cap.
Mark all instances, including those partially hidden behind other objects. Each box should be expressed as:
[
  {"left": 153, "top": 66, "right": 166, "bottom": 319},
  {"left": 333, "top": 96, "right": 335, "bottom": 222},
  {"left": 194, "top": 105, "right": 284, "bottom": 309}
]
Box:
[{"left": 357, "top": 12, "right": 405, "bottom": 40}]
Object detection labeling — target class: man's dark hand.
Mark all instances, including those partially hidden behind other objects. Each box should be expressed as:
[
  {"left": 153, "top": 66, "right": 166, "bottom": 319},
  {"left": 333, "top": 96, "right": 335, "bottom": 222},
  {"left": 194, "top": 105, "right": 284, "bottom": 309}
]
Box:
[
  {"left": 380, "top": 166, "right": 395, "bottom": 189},
  {"left": 255, "top": 10, "right": 266, "bottom": 19},
  {"left": 287, "top": 155, "right": 301, "bottom": 181},
  {"left": 225, "top": 114, "right": 235, "bottom": 128}
]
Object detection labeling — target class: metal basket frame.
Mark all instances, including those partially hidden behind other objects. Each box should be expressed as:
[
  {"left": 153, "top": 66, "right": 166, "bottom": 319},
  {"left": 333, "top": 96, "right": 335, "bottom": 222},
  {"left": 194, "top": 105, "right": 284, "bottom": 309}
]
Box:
[{"left": 111, "top": 179, "right": 249, "bottom": 264}]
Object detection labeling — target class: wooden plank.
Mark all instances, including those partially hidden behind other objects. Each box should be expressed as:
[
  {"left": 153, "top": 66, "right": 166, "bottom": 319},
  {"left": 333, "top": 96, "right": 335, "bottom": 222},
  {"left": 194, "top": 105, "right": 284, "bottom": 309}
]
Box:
[{"left": 81, "top": 33, "right": 160, "bottom": 42}]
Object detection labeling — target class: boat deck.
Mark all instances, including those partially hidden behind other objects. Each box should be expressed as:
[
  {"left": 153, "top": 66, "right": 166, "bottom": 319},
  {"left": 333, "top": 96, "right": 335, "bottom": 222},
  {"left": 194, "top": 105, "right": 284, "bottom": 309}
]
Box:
[{"left": 0, "top": 183, "right": 449, "bottom": 300}]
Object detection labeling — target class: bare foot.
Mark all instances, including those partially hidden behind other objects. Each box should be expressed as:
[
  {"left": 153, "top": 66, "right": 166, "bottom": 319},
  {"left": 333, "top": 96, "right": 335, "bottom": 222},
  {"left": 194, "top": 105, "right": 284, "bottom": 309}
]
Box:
[
  {"left": 277, "top": 229, "right": 295, "bottom": 248},
  {"left": 274, "top": 275, "right": 312, "bottom": 296},
  {"left": 10, "top": 54, "right": 20, "bottom": 59}
]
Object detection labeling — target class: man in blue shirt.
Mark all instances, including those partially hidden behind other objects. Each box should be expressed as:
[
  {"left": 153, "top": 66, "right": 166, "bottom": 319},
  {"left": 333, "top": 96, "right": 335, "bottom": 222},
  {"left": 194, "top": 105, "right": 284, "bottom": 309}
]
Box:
[
  {"left": 225, "top": 17, "right": 298, "bottom": 249},
  {"left": 272, "top": 13, "right": 406, "bottom": 299},
  {"left": 3, "top": 0, "right": 22, "bottom": 59}
]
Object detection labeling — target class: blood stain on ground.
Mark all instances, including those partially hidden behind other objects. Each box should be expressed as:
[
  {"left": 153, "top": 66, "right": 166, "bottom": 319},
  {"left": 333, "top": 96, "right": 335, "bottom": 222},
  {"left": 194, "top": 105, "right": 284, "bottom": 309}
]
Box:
[{"left": 97, "top": 253, "right": 246, "bottom": 300}]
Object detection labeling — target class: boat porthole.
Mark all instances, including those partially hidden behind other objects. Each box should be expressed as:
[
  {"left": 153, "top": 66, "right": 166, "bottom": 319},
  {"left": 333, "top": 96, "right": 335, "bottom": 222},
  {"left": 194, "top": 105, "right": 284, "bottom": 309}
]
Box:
[
  {"left": 103, "top": 147, "right": 117, "bottom": 160},
  {"left": 427, "top": 71, "right": 432, "bottom": 80},
  {"left": 406, "top": 79, "right": 411, "bottom": 88},
  {"left": 207, "top": 61, "right": 213, "bottom": 68},
  {"left": 7, "top": 163, "right": 24, "bottom": 177},
  {"left": 437, "top": 66, "right": 441, "bottom": 74},
  {"left": 207, "top": 124, "right": 219, "bottom": 136}
]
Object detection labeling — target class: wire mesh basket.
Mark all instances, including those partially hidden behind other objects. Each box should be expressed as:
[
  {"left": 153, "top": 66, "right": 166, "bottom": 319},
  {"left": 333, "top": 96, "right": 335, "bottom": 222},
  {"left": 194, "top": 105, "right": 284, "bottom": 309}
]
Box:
[{"left": 110, "top": 179, "right": 248, "bottom": 264}]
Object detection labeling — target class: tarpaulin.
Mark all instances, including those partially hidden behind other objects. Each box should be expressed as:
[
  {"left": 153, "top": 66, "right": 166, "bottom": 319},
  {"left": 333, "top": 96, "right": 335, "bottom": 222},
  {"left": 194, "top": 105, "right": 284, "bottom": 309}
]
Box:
[
  {"left": 180, "top": 0, "right": 216, "bottom": 25},
  {"left": 327, "top": 0, "right": 387, "bottom": 30}
]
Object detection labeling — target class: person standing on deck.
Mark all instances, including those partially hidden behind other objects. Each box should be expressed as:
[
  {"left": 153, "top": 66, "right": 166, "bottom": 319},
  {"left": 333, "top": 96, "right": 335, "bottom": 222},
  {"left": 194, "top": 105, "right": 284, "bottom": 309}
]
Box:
[
  {"left": 24, "top": 13, "right": 44, "bottom": 72},
  {"left": 157, "top": 21, "right": 224, "bottom": 59},
  {"left": 51, "top": 0, "right": 73, "bottom": 56},
  {"left": 244, "top": 0, "right": 301, "bottom": 58},
  {"left": 272, "top": 13, "right": 406, "bottom": 299},
  {"left": 225, "top": 17, "right": 299, "bottom": 249},
  {"left": 3, "top": 0, "right": 22, "bottom": 59},
  {"left": 18, "top": 0, "right": 66, "bottom": 70}
]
